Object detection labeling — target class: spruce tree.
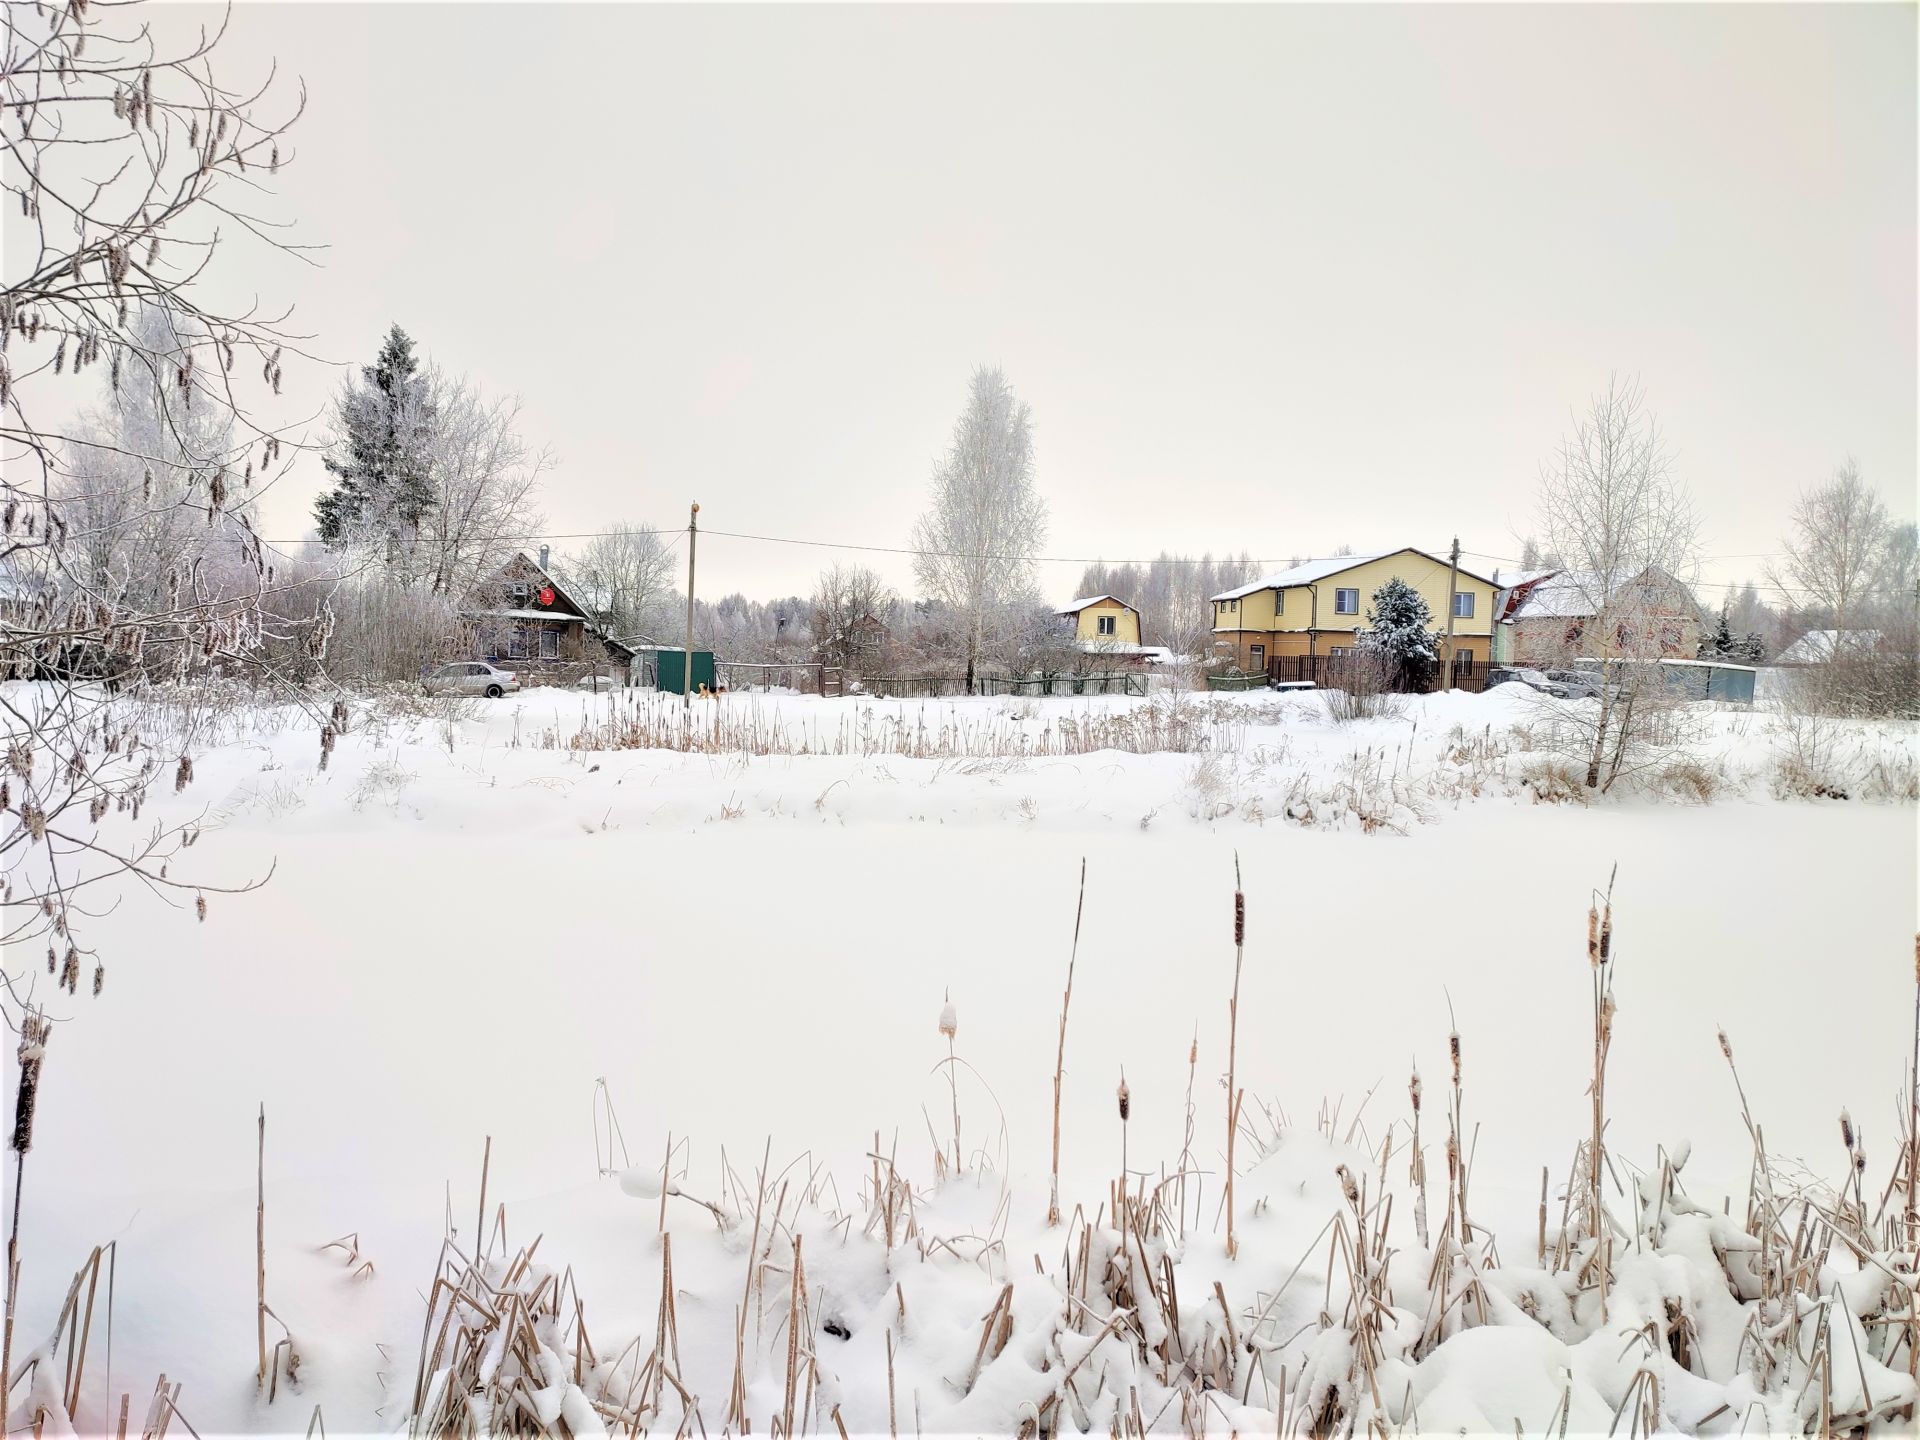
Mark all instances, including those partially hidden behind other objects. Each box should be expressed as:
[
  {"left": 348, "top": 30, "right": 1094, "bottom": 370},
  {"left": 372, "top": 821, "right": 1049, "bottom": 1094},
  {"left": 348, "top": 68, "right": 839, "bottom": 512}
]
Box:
[
  {"left": 313, "top": 325, "right": 437, "bottom": 558},
  {"left": 1358, "top": 577, "right": 1441, "bottom": 691},
  {"left": 1698, "top": 603, "right": 1736, "bottom": 660}
]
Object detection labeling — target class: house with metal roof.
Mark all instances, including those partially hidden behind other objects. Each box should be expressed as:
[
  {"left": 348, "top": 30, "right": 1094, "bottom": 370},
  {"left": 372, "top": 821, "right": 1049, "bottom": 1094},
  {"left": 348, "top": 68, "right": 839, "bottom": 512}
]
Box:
[{"left": 1208, "top": 548, "right": 1501, "bottom": 681}]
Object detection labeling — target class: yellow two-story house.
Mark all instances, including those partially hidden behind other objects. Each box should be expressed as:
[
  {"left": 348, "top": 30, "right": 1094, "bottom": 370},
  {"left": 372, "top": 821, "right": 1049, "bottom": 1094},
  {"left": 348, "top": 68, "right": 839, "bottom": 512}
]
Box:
[
  {"left": 1057, "top": 594, "right": 1143, "bottom": 648},
  {"left": 1210, "top": 549, "right": 1501, "bottom": 680}
]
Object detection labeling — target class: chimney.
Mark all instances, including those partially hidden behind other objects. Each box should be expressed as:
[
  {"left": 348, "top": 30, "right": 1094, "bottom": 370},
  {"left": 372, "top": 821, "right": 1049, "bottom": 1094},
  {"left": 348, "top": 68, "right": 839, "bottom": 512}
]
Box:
[{"left": 538, "top": 544, "right": 550, "bottom": 571}]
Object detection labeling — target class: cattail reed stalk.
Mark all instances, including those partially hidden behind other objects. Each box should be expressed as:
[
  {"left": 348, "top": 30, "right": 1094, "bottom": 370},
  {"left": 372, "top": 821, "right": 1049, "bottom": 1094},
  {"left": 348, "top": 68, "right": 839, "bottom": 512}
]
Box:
[
  {"left": 1909, "top": 933, "right": 1919, "bottom": 1250},
  {"left": 1585, "top": 868, "right": 1617, "bottom": 1323},
  {"left": 1048, "top": 858, "right": 1087, "bottom": 1227},
  {"left": 939, "top": 993, "right": 960, "bottom": 1175},
  {"left": 1226, "top": 854, "right": 1245, "bottom": 1260},
  {"left": 475, "top": 1135, "right": 491, "bottom": 1263},
  {"left": 4, "top": 1007, "right": 50, "bottom": 1440},
  {"left": 1116, "top": 1071, "right": 1130, "bottom": 1181},
  {"left": 256, "top": 1103, "right": 267, "bottom": 1389}
]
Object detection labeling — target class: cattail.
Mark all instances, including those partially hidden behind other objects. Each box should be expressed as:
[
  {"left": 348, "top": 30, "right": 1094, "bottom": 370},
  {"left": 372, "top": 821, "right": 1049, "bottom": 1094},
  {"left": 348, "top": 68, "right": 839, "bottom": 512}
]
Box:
[
  {"left": 1233, "top": 889, "right": 1245, "bottom": 946},
  {"left": 195, "top": 892, "right": 207, "bottom": 923},
  {"left": 1409, "top": 1067, "right": 1422, "bottom": 1114},
  {"left": 1840, "top": 1109, "right": 1854, "bottom": 1152},
  {"left": 938, "top": 995, "right": 956, "bottom": 1040},
  {"left": 1586, "top": 904, "right": 1600, "bottom": 967},
  {"left": 1449, "top": 1030, "right": 1461, "bottom": 1086},
  {"left": 174, "top": 754, "right": 193, "bottom": 792},
  {"left": 1336, "top": 1163, "right": 1359, "bottom": 1208},
  {"left": 92, "top": 963, "right": 103, "bottom": 997},
  {"left": 1717, "top": 1029, "right": 1732, "bottom": 1064},
  {"left": 1116, "top": 1075, "right": 1130, "bottom": 1122},
  {"left": 12, "top": 1008, "right": 49, "bottom": 1155}
]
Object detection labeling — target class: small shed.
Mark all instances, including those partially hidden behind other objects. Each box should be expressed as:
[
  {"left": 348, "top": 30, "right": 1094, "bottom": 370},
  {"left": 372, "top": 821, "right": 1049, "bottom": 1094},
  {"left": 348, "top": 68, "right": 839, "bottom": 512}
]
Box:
[{"left": 650, "top": 647, "right": 717, "bottom": 695}]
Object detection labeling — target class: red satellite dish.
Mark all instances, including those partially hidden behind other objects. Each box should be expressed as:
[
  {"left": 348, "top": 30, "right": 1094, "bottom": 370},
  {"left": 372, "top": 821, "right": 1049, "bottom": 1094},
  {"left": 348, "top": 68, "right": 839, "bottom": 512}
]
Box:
[{"left": 537, "top": 586, "right": 555, "bottom": 607}]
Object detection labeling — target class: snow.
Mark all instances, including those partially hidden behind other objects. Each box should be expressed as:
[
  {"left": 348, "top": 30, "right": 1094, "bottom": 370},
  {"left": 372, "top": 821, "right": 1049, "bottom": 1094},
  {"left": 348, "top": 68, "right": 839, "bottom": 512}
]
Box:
[
  {"left": 1774, "top": 629, "right": 1885, "bottom": 665},
  {"left": 1210, "top": 549, "right": 1499, "bottom": 602},
  {"left": 5, "top": 682, "right": 1916, "bottom": 1436},
  {"left": 1057, "top": 595, "right": 1132, "bottom": 615}
]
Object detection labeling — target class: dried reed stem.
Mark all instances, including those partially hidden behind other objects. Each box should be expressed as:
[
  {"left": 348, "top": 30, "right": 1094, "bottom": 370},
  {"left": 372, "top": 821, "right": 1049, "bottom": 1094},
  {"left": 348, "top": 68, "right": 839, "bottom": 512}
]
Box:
[
  {"left": 1047, "top": 857, "right": 1088, "bottom": 1227},
  {"left": 1226, "top": 854, "right": 1245, "bottom": 1260},
  {"left": 256, "top": 1104, "right": 267, "bottom": 1390}
]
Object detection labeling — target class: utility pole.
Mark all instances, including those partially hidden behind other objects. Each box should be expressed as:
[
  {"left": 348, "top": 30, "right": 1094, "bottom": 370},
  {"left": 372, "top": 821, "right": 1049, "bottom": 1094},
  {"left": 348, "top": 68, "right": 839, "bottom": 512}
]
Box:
[
  {"left": 1439, "top": 535, "right": 1462, "bottom": 692},
  {"left": 683, "top": 503, "right": 699, "bottom": 709}
]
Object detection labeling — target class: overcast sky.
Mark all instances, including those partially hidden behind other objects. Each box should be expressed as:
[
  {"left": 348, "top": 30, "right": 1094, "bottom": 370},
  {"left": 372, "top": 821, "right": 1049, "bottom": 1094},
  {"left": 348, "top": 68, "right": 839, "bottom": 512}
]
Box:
[{"left": 191, "top": 3, "right": 1914, "bottom": 603}]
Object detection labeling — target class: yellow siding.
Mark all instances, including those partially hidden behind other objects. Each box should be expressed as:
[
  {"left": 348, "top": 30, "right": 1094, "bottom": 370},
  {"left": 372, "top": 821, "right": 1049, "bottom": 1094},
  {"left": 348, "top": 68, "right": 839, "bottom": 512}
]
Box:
[
  {"left": 1211, "top": 589, "right": 1279, "bottom": 632},
  {"left": 1212, "top": 550, "right": 1500, "bottom": 644},
  {"left": 1071, "top": 600, "right": 1141, "bottom": 646}
]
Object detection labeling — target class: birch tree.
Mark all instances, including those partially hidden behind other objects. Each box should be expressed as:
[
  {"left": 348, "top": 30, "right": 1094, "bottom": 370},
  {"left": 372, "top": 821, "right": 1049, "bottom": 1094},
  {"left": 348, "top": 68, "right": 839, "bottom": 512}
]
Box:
[
  {"left": 567, "top": 523, "right": 678, "bottom": 639},
  {"left": 414, "top": 368, "right": 548, "bottom": 598},
  {"left": 1533, "top": 376, "right": 1700, "bottom": 789},
  {"left": 911, "top": 366, "right": 1046, "bottom": 692},
  {"left": 1771, "top": 459, "right": 1889, "bottom": 631}
]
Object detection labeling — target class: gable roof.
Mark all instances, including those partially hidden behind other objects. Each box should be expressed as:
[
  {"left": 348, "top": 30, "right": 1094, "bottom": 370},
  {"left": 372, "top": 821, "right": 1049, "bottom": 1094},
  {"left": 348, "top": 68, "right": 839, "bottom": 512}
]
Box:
[
  {"left": 1210, "top": 548, "right": 1499, "bottom": 602},
  {"left": 1058, "top": 594, "right": 1137, "bottom": 616},
  {"left": 1774, "top": 628, "right": 1884, "bottom": 665},
  {"left": 465, "top": 550, "right": 591, "bottom": 620},
  {"left": 1509, "top": 566, "right": 1702, "bottom": 623}
]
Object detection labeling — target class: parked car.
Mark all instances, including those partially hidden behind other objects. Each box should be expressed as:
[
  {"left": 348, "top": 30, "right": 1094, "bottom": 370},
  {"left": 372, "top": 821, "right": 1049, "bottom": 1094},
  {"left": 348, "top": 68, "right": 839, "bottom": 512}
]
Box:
[
  {"left": 1485, "top": 665, "right": 1606, "bottom": 700},
  {"left": 575, "top": 670, "right": 624, "bottom": 693},
  {"left": 423, "top": 661, "right": 520, "bottom": 698}
]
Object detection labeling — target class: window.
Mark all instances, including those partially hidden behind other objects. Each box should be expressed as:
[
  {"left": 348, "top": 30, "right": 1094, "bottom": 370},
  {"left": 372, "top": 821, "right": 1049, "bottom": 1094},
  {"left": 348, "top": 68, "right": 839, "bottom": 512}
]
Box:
[
  {"left": 1334, "top": 588, "right": 1359, "bottom": 615},
  {"left": 540, "top": 629, "right": 560, "bottom": 659},
  {"left": 1452, "top": 591, "right": 1475, "bottom": 619},
  {"left": 1249, "top": 644, "right": 1265, "bottom": 669},
  {"left": 508, "top": 627, "right": 528, "bottom": 659},
  {"left": 507, "top": 581, "right": 532, "bottom": 607},
  {"left": 1273, "top": 591, "right": 1282, "bottom": 616},
  {"left": 1329, "top": 646, "right": 1351, "bottom": 657},
  {"left": 1097, "top": 614, "right": 1116, "bottom": 636}
]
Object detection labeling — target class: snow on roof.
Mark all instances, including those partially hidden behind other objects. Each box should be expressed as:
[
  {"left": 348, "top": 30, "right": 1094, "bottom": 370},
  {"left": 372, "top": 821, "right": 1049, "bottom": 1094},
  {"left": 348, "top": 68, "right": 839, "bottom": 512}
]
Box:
[
  {"left": 1058, "top": 594, "right": 1133, "bottom": 614},
  {"left": 464, "top": 608, "right": 593, "bottom": 622},
  {"left": 1510, "top": 571, "right": 1608, "bottom": 620},
  {"left": 1209, "top": 548, "right": 1499, "bottom": 602},
  {"left": 1511, "top": 566, "right": 1705, "bottom": 624},
  {"left": 1774, "top": 629, "right": 1884, "bottom": 665}
]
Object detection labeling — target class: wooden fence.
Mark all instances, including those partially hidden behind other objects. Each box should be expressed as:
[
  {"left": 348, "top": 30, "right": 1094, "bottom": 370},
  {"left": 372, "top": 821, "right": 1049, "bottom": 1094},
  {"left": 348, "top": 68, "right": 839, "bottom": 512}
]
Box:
[{"left": 1262, "top": 652, "right": 1491, "bottom": 693}]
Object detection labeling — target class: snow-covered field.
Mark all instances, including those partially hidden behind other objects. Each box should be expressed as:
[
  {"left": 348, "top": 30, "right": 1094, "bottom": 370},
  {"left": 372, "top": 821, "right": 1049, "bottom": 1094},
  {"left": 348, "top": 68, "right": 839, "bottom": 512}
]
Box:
[{"left": 7, "top": 684, "right": 1918, "bottom": 1437}]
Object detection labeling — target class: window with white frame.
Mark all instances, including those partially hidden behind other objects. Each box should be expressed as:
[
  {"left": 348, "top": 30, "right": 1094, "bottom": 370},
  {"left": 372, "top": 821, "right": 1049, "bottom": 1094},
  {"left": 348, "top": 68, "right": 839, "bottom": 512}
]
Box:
[
  {"left": 1452, "top": 591, "right": 1475, "bottom": 618},
  {"left": 1097, "top": 614, "right": 1116, "bottom": 636},
  {"left": 540, "top": 628, "right": 560, "bottom": 659},
  {"left": 508, "top": 627, "right": 528, "bottom": 659},
  {"left": 1334, "top": 588, "right": 1359, "bottom": 615}
]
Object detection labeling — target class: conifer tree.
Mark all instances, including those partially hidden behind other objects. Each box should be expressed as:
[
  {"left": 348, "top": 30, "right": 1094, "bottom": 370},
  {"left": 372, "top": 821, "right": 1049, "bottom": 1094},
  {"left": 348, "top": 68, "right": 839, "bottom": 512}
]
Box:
[
  {"left": 1358, "top": 577, "right": 1441, "bottom": 691},
  {"left": 314, "top": 326, "right": 437, "bottom": 566}
]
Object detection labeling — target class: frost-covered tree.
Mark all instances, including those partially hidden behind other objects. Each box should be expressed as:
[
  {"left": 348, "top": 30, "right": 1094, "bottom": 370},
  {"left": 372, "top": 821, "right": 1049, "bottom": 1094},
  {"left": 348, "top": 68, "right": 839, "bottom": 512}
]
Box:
[
  {"left": 2, "top": 0, "right": 317, "bottom": 1028},
  {"left": 567, "top": 524, "right": 677, "bottom": 640},
  {"left": 414, "top": 369, "right": 547, "bottom": 598},
  {"left": 313, "top": 326, "right": 436, "bottom": 568},
  {"left": 1533, "top": 376, "right": 1701, "bottom": 789},
  {"left": 1358, "top": 577, "right": 1440, "bottom": 692},
  {"left": 810, "top": 563, "right": 896, "bottom": 675},
  {"left": 1073, "top": 551, "right": 1257, "bottom": 658},
  {"left": 1771, "top": 459, "right": 1889, "bottom": 632},
  {"left": 54, "top": 307, "right": 258, "bottom": 615},
  {"left": 911, "top": 367, "right": 1047, "bottom": 692}
]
